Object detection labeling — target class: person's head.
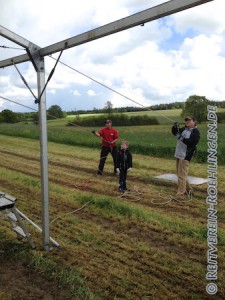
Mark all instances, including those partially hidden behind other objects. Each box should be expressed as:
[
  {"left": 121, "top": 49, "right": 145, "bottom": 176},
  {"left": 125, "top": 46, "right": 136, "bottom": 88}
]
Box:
[
  {"left": 121, "top": 141, "right": 129, "bottom": 150},
  {"left": 105, "top": 119, "right": 112, "bottom": 128},
  {"left": 185, "top": 116, "right": 197, "bottom": 128}
]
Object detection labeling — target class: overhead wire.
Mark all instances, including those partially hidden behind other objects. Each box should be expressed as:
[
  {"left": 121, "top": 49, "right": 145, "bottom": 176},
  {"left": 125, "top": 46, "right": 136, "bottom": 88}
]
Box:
[
  {"left": 0, "top": 45, "right": 26, "bottom": 51},
  {"left": 0, "top": 46, "right": 182, "bottom": 213},
  {"left": 0, "top": 96, "right": 37, "bottom": 112},
  {"left": 0, "top": 94, "right": 193, "bottom": 223},
  {"left": 47, "top": 56, "right": 180, "bottom": 203},
  {"left": 0, "top": 32, "right": 195, "bottom": 238},
  {"left": 0, "top": 95, "right": 113, "bottom": 168},
  {"left": 2, "top": 44, "right": 172, "bottom": 123},
  {"left": 49, "top": 56, "right": 176, "bottom": 123},
  {"left": 0, "top": 95, "right": 97, "bottom": 224}
]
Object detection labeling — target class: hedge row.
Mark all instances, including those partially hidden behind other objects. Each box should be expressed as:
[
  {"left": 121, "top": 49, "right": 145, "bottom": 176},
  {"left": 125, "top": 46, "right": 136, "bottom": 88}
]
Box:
[
  {"left": 217, "top": 112, "right": 225, "bottom": 123},
  {"left": 68, "top": 114, "right": 159, "bottom": 127}
]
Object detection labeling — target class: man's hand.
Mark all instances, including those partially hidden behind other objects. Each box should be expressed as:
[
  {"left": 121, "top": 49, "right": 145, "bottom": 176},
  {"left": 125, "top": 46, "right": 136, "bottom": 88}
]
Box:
[
  {"left": 128, "top": 168, "right": 132, "bottom": 172},
  {"left": 116, "top": 168, "right": 120, "bottom": 174},
  {"left": 172, "top": 122, "right": 179, "bottom": 136}
]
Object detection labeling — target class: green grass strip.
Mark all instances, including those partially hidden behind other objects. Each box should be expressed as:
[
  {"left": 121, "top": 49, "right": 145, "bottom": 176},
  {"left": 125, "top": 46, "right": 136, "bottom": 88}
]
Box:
[{"left": 77, "top": 195, "right": 225, "bottom": 246}]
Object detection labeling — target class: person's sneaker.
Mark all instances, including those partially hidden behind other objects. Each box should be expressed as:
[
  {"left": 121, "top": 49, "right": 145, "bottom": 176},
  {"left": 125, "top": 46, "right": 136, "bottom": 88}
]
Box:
[
  {"left": 171, "top": 196, "right": 179, "bottom": 202},
  {"left": 171, "top": 195, "right": 184, "bottom": 202},
  {"left": 97, "top": 170, "right": 103, "bottom": 175},
  {"left": 119, "top": 187, "right": 124, "bottom": 192},
  {"left": 187, "top": 190, "right": 194, "bottom": 198}
]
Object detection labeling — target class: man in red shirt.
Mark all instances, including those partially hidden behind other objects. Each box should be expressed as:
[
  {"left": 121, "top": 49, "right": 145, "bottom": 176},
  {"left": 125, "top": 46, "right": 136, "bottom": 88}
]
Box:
[{"left": 92, "top": 120, "right": 119, "bottom": 175}]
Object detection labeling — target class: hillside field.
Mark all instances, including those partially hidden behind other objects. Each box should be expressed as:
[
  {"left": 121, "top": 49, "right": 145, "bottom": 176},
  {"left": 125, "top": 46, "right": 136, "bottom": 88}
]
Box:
[
  {"left": 0, "top": 110, "right": 224, "bottom": 164},
  {"left": 0, "top": 132, "right": 225, "bottom": 299}
]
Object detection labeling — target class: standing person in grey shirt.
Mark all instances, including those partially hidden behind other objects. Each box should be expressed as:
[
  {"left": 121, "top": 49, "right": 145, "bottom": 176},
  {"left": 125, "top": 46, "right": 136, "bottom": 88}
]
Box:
[{"left": 171, "top": 116, "right": 200, "bottom": 200}]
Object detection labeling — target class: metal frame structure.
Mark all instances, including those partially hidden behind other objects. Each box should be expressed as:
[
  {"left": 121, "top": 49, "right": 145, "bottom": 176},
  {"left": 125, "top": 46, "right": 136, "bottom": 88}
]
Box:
[{"left": 0, "top": 0, "right": 213, "bottom": 251}]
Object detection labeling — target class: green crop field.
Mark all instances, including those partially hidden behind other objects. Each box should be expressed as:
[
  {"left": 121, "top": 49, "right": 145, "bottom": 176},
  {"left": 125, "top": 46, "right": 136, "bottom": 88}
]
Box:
[
  {"left": 0, "top": 110, "right": 224, "bottom": 164},
  {"left": 0, "top": 131, "right": 225, "bottom": 299}
]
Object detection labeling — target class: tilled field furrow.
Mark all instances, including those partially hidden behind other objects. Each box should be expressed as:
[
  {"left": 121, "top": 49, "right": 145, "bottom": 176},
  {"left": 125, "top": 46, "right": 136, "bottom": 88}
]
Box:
[{"left": 1, "top": 154, "right": 223, "bottom": 232}]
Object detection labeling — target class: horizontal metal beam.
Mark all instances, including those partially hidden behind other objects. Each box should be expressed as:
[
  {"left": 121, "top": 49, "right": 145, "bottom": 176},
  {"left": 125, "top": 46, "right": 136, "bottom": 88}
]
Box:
[
  {"left": 0, "top": 25, "right": 40, "bottom": 69},
  {"left": 0, "top": 25, "right": 32, "bottom": 48},
  {"left": 0, "top": 53, "right": 32, "bottom": 68},
  {"left": 0, "top": 0, "right": 213, "bottom": 68},
  {"left": 41, "top": 0, "right": 213, "bottom": 56}
]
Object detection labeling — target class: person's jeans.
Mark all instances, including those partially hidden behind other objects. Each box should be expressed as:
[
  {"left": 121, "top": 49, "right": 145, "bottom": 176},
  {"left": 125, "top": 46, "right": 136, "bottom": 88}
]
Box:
[
  {"left": 119, "top": 169, "right": 127, "bottom": 190},
  {"left": 98, "top": 146, "right": 117, "bottom": 173},
  {"left": 176, "top": 159, "right": 192, "bottom": 195}
]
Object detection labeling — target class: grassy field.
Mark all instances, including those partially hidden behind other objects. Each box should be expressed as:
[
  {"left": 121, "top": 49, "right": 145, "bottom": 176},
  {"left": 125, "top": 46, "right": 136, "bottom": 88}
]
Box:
[
  {"left": 0, "top": 119, "right": 224, "bottom": 164},
  {"left": 53, "top": 109, "right": 183, "bottom": 126},
  {"left": 0, "top": 135, "right": 225, "bottom": 299}
]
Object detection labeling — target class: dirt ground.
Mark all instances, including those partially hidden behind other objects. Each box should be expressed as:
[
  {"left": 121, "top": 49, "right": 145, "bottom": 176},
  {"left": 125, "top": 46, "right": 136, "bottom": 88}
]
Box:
[{"left": 0, "top": 259, "right": 72, "bottom": 300}]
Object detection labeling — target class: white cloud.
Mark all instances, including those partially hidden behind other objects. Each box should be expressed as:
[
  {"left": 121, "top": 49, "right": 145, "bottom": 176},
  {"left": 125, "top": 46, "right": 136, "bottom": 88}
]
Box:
[
  {"left": 87, "top": 90, "right": 96, "bottom": 96},
  {"left": 1, "top": 0, "right": 225, "bottom": 111},
  {"left": 169, "top": 0, "right": 225, "bottom": 35},
  {"left": 49, "top": 89, "right": 56, "bottom": 95},
  {"left": 73, "top": 90, "right": 81, "bottom": 96}
]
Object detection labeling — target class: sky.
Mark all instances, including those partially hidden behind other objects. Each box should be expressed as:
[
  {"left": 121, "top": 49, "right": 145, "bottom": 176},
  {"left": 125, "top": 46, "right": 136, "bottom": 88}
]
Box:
[{"left": 0, "top": 0, "right": 225, "bottom": 112}]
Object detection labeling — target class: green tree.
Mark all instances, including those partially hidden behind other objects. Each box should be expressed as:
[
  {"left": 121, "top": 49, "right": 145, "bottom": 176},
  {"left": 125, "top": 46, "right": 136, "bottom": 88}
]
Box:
[
  {"left": 181, "top": 95, "right": 210, "bottom": 123},
  {"left": 104, "top": 101, "right": 113, "bottom": 116},
  {"left": 32, "top": 112, "right": 39, "bottom": 125},
  {"left": 47, "top": 105, "right": 64, "bottom": 119},
  {"left": 1, "top": 109, "right": 18, "bottom": 123}
]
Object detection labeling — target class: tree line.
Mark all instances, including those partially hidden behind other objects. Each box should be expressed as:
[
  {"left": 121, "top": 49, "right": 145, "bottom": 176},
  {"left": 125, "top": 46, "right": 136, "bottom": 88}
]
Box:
[{"left": 0, "top": 97, "right": 225, "bottom": 124}]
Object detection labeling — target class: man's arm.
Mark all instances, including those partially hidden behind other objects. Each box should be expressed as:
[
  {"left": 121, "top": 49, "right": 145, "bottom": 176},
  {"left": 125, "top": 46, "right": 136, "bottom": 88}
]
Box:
[
  {"left": 91, "top": 130, "right": 101, "bottom": 137},
  {"left": 112, "top": 138, "right": 118, "bottom": 144},
  {"left": 95, "top": 132, "right": 101, "bottom": 137}
]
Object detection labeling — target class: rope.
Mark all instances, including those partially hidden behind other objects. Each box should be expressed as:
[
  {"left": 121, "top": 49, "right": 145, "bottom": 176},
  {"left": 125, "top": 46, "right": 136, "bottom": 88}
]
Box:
[
  {"left": 118, "top": 190, "right": 142, "bottom": 202},
  {"left": 50, "top": 200, "right": 92, "bottom": 225},
  {"left": 117, "top": 185, "right": 143, "bottom": 202},
  {"left": 151, "top": 190, "right": 193, "bottom": 205},
  {"left": 63, "top": 179, "right": 96, "bottom": 190},
  {"left": 150, "top": 193, "right": 173, "bottom": 205},
  {"left": 117, "top": 185, "right": 193, "bottom": 204}
]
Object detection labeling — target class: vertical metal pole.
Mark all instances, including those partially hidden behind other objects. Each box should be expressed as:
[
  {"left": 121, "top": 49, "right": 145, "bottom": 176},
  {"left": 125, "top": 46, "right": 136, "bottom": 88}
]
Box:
[{"left": 37, "top": 58, "right": 50, "bottom": 251}]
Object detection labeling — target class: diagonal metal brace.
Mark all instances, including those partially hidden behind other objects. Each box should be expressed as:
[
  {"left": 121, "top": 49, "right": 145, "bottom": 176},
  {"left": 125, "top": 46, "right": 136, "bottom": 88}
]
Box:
[{"left": 35, "top": 48, "right": 64, "bottom": 104}]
